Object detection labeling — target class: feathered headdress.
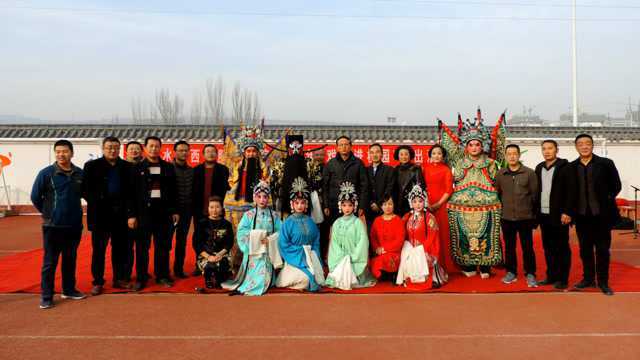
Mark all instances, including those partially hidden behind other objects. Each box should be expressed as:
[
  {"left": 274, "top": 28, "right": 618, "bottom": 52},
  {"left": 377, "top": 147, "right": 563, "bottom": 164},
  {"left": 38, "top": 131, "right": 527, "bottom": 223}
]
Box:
[
  {"left": 253, "top": 180, "right": 271, "bottom": 196},
  {"left": 337, "top": 181, "right": 358, "bottom": 210},
  {"left": 289, "top": 177, "right": 310, "bottom": 201}
]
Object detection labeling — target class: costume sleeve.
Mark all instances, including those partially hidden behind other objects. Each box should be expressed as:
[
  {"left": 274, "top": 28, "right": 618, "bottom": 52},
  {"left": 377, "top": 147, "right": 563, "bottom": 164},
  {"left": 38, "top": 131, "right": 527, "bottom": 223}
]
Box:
[
  {"left": 426, "top": 214, "right": 440, "bottom": 258},
  {"left": 278, "top": 219, "right": 306, "bottom": 270},
  {"left": 236, "top": 211, "right": 253, "bottom": 253},
  {"left": 352, "top": 219, "right": 370, "bottom": 276},
  {"left": 310, "top": 218, "right": 323, "bottom": 267}
]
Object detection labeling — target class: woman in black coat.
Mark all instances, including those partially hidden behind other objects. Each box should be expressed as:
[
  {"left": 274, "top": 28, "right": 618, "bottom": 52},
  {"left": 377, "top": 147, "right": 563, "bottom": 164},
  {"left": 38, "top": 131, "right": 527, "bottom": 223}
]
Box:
[{"left": 392, "top": 145, "right": 425, "bottom": 216}]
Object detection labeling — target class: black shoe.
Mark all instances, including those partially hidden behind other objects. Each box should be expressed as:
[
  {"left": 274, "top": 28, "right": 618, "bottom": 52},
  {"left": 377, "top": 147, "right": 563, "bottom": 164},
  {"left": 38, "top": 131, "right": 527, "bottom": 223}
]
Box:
[
  {"left": 174, "top": 272, "right": 188, "bottom": 279},
  {"left": 537, "top": 278, "right": 554, "bottom": 286},
  {"left": 191, "top": 269, "right": 202, "bottom": 276},
  {"left": 599, "top": 285, "right": 614, "bottom": 296},
  {"left": 205, "top": 280, "right": 215, "bottom": 289},
  {"left": 157, "top": 278, "right": 173, "bottom": 288},
  {"left": 573, "top": 279, "right": 596, "bottom": 290},
  {"left": 39, "top": 299, "right": 54, "bottom": 309},
  {"left": 61, "top": 290, "right": 87, "bottom": 300},
  {"left": 133, "top": 281, "right": 146, "bottom": 291},
  {"left": 90, "top": 285, "right": 104, "bottom": 296},
  {"left": 553, "top": 281, "right": 568, "bottom": 290},
  {"left": 113, "top": 280, "right": 132, "bottom": 290}
]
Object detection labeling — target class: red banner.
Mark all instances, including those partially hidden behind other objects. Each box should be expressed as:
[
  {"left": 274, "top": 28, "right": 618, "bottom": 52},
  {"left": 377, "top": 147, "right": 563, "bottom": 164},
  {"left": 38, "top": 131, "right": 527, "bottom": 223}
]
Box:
[{"left": 126, "top": 143, "right": 433, "bottom": 167}]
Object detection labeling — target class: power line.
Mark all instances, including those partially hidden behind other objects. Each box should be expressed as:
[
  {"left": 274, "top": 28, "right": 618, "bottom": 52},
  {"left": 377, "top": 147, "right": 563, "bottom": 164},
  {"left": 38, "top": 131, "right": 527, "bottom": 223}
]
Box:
[
  {"left": 374, "top": 0, "right": 640, "bottom": 10},
  {"left": 4, "top": 6, "right": 640, "bottom": 22}
]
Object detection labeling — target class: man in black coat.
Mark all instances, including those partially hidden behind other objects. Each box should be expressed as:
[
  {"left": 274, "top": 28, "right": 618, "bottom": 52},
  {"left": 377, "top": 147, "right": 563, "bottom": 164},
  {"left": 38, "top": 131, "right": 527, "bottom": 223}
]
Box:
[
  {"left": 569, "top": 134, "right": 622, "bottom": 295},
  {"left": 365, "top": 143, "right": 394, "bottom": 230},
  {"left": 82, "top": 136, "right": 133, "bottom": 295},
  {"left": 191, "top": 144, "right": 230, "bottom": 275},
  {"left": 534, "top": 140, "right": 575, "bottom": 290},
  {"left": 322, "top": 135, "right": 370, "bottom": 224},
  {"left": 127, "top": 136, "right": 179, "bottom": 291}
]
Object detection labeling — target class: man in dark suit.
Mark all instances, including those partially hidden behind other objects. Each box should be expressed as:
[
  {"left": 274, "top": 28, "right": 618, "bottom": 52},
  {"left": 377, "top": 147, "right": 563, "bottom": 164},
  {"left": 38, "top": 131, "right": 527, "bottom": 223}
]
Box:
[
  {"left": 569, "top": 134, "right": 622, "bottom": 295},
  {"left": 191, "top": 144, "right": 230, "bottom": 275},
  {"left": 534, "top": 140, "right": 574, "bottom": 290},
  {"left": 82, "top": 136, "right": 133, "bottom": 295},
  {"left": 127, "top": 136, "right": 179, "bottom": 290},
  {"left": 365, "top": 143, "right": 394, "bottom": 231}
]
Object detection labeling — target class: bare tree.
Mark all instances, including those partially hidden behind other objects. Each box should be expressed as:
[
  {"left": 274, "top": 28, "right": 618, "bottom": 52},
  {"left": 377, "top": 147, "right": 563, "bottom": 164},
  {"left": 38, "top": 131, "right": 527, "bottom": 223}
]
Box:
[
  {"left": 231, "top": 82, "right": 243, "bottom": 125},
  {"left": 205, "top": 76, "right": 225, "bottom": 125},
  {"left": 190, "top": 92, "right": 204, "bottom": 125},
  {"left": 155, "top": 88, "right": 184, "bottom": 125}
]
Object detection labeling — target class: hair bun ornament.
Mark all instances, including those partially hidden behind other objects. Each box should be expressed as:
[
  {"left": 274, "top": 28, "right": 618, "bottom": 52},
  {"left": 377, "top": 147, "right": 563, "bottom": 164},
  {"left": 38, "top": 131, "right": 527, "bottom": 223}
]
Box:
[{"left": 253, "top": 180, "right": 271, "bottom": 196}]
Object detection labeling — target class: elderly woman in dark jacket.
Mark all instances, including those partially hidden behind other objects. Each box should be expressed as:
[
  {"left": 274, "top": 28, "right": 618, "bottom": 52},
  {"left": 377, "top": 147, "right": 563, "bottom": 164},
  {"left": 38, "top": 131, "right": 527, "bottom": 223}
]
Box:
[{"left": 392, "top": 145, "right": 425, "bottom": 216}]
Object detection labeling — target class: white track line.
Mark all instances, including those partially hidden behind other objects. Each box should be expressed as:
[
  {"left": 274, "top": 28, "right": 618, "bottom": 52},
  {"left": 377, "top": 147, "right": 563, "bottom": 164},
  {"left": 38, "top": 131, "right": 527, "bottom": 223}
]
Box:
[{"left": 1, "top": 334, "right": 640, "bottom": 340}]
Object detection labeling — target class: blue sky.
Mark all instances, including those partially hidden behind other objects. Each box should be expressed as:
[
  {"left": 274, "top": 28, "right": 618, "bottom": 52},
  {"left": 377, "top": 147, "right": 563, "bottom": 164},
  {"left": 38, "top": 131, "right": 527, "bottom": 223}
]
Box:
[{"left": 1, "top": 0, "right": 639, "bottom": 124}]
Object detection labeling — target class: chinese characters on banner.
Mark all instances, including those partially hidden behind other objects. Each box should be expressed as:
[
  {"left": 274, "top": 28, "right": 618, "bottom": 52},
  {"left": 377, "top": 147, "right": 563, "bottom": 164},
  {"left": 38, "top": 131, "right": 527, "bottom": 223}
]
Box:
[{"left": 125, "top": 143, "right": 433, "bottom": 167}]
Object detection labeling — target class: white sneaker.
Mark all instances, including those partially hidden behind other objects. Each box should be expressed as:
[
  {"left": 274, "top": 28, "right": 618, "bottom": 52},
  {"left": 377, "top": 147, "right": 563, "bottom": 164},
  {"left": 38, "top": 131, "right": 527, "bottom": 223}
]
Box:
[{"left": 462, "top": 271, "right": 477, "bottom": 278}]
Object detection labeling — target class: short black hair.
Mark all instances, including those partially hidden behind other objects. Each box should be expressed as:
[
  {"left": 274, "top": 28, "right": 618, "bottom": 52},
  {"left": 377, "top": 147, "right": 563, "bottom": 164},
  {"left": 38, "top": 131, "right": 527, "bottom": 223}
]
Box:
[
  {"left": 173, "top": 140, "right": 189, "bottom": 151},
  {"left": 126, "top": 141, "right": 142, "bottom": 150},
  {"left": 208, "top": 196, "right": 225, "bottom": 216},
  {"left": 575, "top": 133, "right": 593, "bottom": 144},
  {"left": 381, "top": 193, "right": 394, "bottom": 205},
  {"left": 144, "top": 136, "right": 162, "bottom": 146},
  {"left": 369, "top": 143, "right": 383, "bottom": 152},
  {"left": 53, "top": 139, "right": 74, "bottom": 152},
  {"left": 336, "top": 135, "right": 351, "bottom": 145},
  {"left": 102, "top": 136, "right": 120, "bottom": 146},
  {"left": 505, "top": 144, "right": 521, "bottom": 154},
  {"left": 428, "top": 144, "right": 447, "bottom": 160},
  {"left": 394, "top": 145, "right": 415, "bottom": 161},
  {"left": 202, "top": 144, "right": 217, "bottom": 154},
  {"left": 541, "top": 139, "right": 558, "bottom": 148}
]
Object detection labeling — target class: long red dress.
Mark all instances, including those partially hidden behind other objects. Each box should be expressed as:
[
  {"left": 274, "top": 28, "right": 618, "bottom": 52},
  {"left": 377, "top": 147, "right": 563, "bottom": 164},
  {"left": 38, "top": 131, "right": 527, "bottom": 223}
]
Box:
[
  {"left": 423, "top": 162, "right": 456, "bottom": 272},
  {"left": 369, "top": 215, "right": 405, "bottom": 278},
  {"left": 400, "top": 211, "right": 440, "bottom": 289}
]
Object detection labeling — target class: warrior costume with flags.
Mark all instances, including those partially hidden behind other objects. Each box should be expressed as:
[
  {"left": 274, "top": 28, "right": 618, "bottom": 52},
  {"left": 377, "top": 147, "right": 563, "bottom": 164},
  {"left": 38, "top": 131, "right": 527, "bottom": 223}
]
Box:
[
  {"left": 222, "top": 181, "right": 282, "bottom": 296},
  {"left": 325, "top": 182, "right": 376, "bottom": 290},
  {"left": 438, "top": 109, "right": 506, "bottom": 267},
  {"left": 276, "top": 177, "right": 325, "bottom": 291}
]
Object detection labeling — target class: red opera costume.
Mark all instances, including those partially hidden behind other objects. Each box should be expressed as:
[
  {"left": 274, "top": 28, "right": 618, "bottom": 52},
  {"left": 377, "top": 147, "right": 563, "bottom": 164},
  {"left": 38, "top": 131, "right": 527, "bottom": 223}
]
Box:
[
  {"left": 399, "top": 211, "right": 440, "bottom": 290},
  {"left": 369, "top": 215, "right": 405, "bottom": 278}
]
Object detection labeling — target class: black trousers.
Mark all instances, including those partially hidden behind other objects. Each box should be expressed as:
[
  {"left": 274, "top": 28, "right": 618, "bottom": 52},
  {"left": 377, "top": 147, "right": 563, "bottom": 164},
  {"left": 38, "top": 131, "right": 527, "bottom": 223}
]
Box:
[
  {"left": 171, "top": 209, "right": 192, "bottom": 275},
  {"left": 137, "top": 216, "right": 172, "bottom": 282},
  {"left": 502, "top": 219, "right": 536, "bottom": 276},
  {"left": 91, "top": 225, "right": 128, "bottom": 286},
  {"left": 202, "top": 258, "right": 231, "bottom": 284},
  {"left": 575, "top": 215, "right": 612, "bottom": 286},
  {"left": 41, "top": 226, "right": 82, "bottom": 300},
  {"left": 539, "top": 214, "right": 571, "bottom": 284},
  {"left": 124, "top": 227, "right": 138, "bottom": 281}
]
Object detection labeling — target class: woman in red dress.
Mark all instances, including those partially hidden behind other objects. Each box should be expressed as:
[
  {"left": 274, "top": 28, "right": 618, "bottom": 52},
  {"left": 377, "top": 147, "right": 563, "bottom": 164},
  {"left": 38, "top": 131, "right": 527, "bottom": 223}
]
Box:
[
  {"left": 369, "top": 195, "right": 405, "bottom": 280},
  {"left": 423, "top": 145, "right": 456, "bottom": 273}
]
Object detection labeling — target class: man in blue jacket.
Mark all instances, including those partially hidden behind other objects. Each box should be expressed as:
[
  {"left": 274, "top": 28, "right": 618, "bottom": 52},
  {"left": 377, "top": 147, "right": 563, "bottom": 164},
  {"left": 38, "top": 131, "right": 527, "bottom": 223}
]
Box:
[{"left": 31, "top": 139, "right": 87, "bottom": 309}]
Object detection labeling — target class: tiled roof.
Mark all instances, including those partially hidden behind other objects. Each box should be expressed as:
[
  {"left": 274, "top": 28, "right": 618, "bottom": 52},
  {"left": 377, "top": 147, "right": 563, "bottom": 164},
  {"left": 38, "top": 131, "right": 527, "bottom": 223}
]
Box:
[{"left": 0, "top": 124, "right": 638, "bottom": 142}]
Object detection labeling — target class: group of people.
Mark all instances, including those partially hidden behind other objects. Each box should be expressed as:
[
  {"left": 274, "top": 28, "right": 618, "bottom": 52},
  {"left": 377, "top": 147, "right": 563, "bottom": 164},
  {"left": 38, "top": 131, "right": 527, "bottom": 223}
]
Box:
[{"left": 30, "top": 114, "right": 623, "bottom": 309}]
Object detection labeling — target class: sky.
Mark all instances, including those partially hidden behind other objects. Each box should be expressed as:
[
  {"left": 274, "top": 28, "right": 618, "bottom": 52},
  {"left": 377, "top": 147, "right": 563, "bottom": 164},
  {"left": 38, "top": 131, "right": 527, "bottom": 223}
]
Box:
[{"left": 1, "top": 0, "right": 639, "bottom": 125}]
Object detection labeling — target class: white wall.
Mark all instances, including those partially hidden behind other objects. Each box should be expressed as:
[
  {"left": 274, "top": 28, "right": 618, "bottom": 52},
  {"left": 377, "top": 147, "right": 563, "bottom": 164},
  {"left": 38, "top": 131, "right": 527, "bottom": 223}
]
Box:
[
  {"left": 1, "top": 138, "right": 638, "bottom": 205},
  {"left": 0, "top": 139, "right": 101, "bottom": 206},
  {"left": 517, "top": 141, "right": 639, "bottom": 200}
]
